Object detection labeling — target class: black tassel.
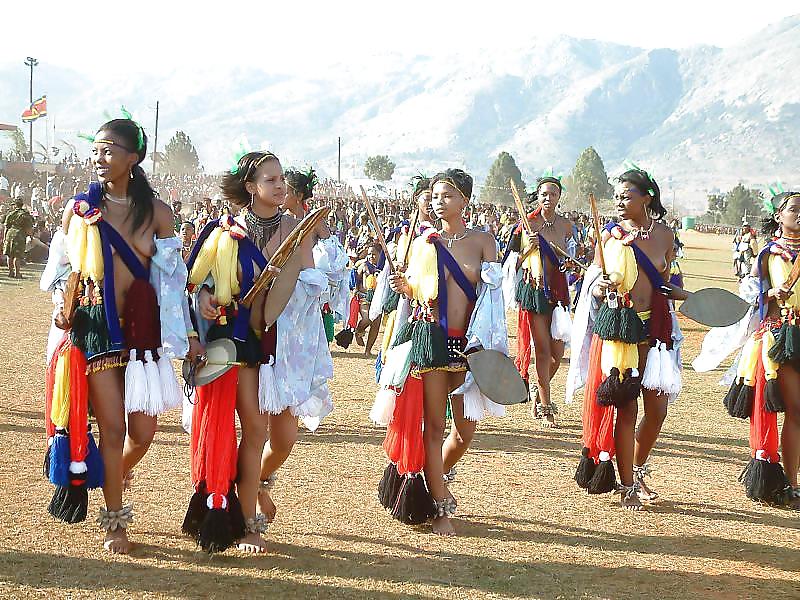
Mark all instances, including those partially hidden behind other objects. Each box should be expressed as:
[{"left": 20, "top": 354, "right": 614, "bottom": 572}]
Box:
[
  {"left": 618, "top": 369, "right": 642, "bottom": 406},
  {"left": 382, "top": 290, "right": 400, "bottom": 314},
  {"left": 182, "top": 489, "right": 208, "bottom": 539},
  {"left": 391, "top": 320, "right": 415, "bottom": 348},
  {"left": 335, "top": 327, "right": 354, "bottom": 349},
  {"left": 768, "top": 322, "right": 791, "bottom": 364},
  {"left": 739, "top": 458, "right": 789, "bottom": 502},
  {"left": 198, "top": 508, "right": 235, "bottom": 554},
  {"left": 48, "top": 484, "right": 88, "bottom": 524},
  {"left": 764, "top": 379, "right": 786, "bottom": 413},
  {"left": 531, "top": 288, "right": 552, "bottom": 315},
  {"left": 587, "top": 460, "right": 616, "bottom": 494},
  {"left": 409, "top": 321, "right": 448, "bottom": 368},
  {"left": 724, "top": 380, "right": 743, "bottom": 416},
  {"left": 378, "top": 463, "right": 402, "bottom": 510},
  {"left": 226, "top": 486, "right": 247, "bottom": 542},
  {"left": 391, "top": 474, "right": 435, "bottom": 525},
  {"left": 730, "top": 384, "right": 754, "bottom": 419},
  {"left": 596, "top": 368, "right": 621, "bottom": 407},
  {"left": 574, "top": 447, "right": 596, "bottom": 489}
]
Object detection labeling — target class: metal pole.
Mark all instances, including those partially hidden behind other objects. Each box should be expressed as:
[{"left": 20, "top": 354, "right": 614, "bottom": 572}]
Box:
[
  {"left": 337, "top": 136, "right": 341, "bottom": 183},
  {"left": 24, "top": 57, "right": 38, "bottom": 158},
  {"left": 152, "top": 100, "right": 159, "bottom": 176}
]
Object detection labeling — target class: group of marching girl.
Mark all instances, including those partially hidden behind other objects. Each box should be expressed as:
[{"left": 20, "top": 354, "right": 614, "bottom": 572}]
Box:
[{"left": 39, "top": 115, "right": 799, "bottom": 557}]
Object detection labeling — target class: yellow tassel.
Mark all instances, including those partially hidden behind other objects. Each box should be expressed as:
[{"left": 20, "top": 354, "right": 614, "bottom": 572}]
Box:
[
  {"left": 768, "top": 254, "right": 799, "bottom": 308},
  {"left": 738, "top": 336, "right": 760, "bottom": 385},
  {"left": 84, "top": 223, "right": 104, "bottom": 283},
  {"left": 213, "top": 231, "right": 239, "bottom": 306},
  {"left": 66, "top": 214, "right": 87, "bottom": 273},
  {"left": 604, "top": 238, "right": 638, "bottom": 292},
  {"left": 381, "top": 311, "right": 397, "bottom": 356},
  {"left": 521, "top": 232, "right": 543, "bottom": 279},
  {"left": 396, "top": 231, "right": 412, "bottom": 262},
  {"left": 406, "top": 236, "right": 438, "bottom": 303},
  {"left": 189, "top": 226, "right": 223, "bottom": 286},
  {"left": 365, "top": 273, "right": 378, "bottom": 290},
  {"left": 762, "top": 330, "right": 780, "bottom": 380},
  {"left": 51, "top": 352, "right": 71, "bottom": 428},
  {"left": 601, "top": 339, "right": 639, "bottom": 377}
]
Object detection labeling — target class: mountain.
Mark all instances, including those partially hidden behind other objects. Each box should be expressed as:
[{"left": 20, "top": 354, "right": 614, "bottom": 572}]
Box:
[{"left": 1, "top": 15, "right": 798, "bottom": 213}]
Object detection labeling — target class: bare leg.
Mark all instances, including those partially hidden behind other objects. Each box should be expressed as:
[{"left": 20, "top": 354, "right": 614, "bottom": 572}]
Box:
[
  {"left": 779, "top": 365, "right": 800, "bottom": 492},
  {"left": 258, "top": 408, "right": 299, "bottom": 522},
  {"left": 88, "top": 367, "right": 131, "bottom": 553},
  {"left": 122, "top": 412, "right": 157, "bottom": 484},
  {"left": 365, "top": 317, "right": 381, "bottom": 356},
  {"left": 530, "top": 314, "right": 558, "bottom": 426},
  {"left": 355, "top": 301, "right": 369, "bottom": 345},
  {"left": 422, "top": 370, "right": 455, "bottom": 536},
  {"left": 236, "top": 367, "right": 269, "bottom": 553},
  {"left": 634, "top": 387, "right": 668, "bottom": 501},
  {"left": 615, "top": 393, "right": 641, "bottom": 510},
  {"left": 442, "top": 372, "right": 475, "bottom": 473}
]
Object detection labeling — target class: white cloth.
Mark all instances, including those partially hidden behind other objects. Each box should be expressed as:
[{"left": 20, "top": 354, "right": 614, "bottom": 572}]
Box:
[
  {"left": 502, "top": 250, "right": 521, "bottom": 312},
  {"left": 150, "top": 236, "right": 192, "bottom": 359},
  {"left": 313, "top": 236, "right": 349, "bottom": 321},
  {"left": 40, "top": 229, "right": 70, "bottom": 293},
  {"left": 273, "top": 268, "right": 334, "bottom": 431},
  {"left": 453, "top": 261, "right": 508, "bottom": 420},
  {"left": 369, "top": 262, "right": 392, "bottom": 321}
]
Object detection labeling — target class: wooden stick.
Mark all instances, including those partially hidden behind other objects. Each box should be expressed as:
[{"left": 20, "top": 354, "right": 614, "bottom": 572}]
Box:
[
  {"left": 509, "top": 179, "right": 534, "bottom": 236},
  {"left": 400, "top": 209, "right": 420, "bottom": 268},
  {"left": 359, "top": 186, "right": 395, "bottom": 273},
  {"left": 589, "top": 193, "right": 607, "bottom": 276}
]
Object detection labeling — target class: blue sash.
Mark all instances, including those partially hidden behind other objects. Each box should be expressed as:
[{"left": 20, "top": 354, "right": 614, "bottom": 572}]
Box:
[{"left": 431, "top": 239, "right": 478, "bottom": 333}]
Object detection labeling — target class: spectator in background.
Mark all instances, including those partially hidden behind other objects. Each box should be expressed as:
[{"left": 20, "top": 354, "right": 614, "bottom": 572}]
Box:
[{"left": 3, "top": 198, "right": 33, "bottom": 278}]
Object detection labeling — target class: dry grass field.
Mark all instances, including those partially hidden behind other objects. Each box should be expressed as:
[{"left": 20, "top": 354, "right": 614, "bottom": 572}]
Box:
[{"left": 0, "top": 230, "right": 797, "bottom": 599}]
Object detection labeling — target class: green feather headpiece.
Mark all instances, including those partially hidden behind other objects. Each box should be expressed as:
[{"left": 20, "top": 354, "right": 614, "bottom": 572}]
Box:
[
  {"left": 622, "top": 159, "right": 656, "bottom": 197},
  {"left": 229, "top": 139, "right": 251, "bottom": 175},
  {"left": 77, "top": 106, "right": 145, "bottom": 153}
]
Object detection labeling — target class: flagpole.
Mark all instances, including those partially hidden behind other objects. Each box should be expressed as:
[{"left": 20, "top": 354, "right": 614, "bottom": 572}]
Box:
[{"left": 24, "top": 57, "right": 38, "bottom": 159}]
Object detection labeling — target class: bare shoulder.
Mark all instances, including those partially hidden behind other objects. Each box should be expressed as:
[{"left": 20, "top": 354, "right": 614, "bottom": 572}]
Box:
[
  {"left": 152, "top": 197, "right": 175, "bottom": 234},
  {"left": 282, "top": 214, "right": 300, "bottom": 230},
  {"left": 654, "top": 221, "right": 674, "bottom": 245},
  {"left": 469, "top": 228, "right": 495, "bottom": 245}
]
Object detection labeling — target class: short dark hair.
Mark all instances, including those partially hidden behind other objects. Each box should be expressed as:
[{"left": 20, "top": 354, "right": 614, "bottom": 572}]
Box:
[{"left": 618, "top": 169, "right": 666, "bottom": 220}]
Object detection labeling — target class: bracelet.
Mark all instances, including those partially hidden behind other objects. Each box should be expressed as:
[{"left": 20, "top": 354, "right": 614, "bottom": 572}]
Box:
[{"left": 187, "top": 330, "right": 199, "bottom": 339}]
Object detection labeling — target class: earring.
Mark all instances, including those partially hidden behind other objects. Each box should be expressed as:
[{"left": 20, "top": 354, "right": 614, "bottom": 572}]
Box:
[{"left": 129, "top": 169, "right": 134, "bottom": 180}]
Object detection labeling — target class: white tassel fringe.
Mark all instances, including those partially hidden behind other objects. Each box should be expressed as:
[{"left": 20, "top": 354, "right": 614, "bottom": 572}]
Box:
[
  {"left": 124, "top": 349, "right": 149, "bottom": 415},
  {"left": 142, "top": 350, "right": 164, "bottom": 416},
  {"left": 370, "top": 387, "right": 397, "bottom": 426},
  {"left": 641, "top": 343, "right": 662, "bottom": 391},
  {"left": 157, "top": 348, "right": 182, "bottom": 413},
  {"left": 550, "top": 303, "right": 572, "bottom": 343},
  {"left": 258, "top": 358, "right": 282, "bottom": 414}
]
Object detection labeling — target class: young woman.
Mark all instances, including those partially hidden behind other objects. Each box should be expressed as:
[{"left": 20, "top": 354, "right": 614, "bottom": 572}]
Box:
[
  {"left": 503, "top": 176, "right": 575, "bottom": 427},
  {"left": 566, "top": 167, "right": 684, "bottom": 510},
  {"left": 186, "top": 151, "right": 342, "bottom": 553},
  {"left": 283, "top": 168, "right": 317, "bottom": 219},
  {"left": 43, "top": 118, "right": 200, "bottom": 554},
  {"left": 694, "top": 191, "right": 800, "bottom": 508},
  {"left": 371, "top": 169, "right": 508, "bottom": 536},
  {"left": 353, "top": 244, "right": 382, "bottom": 355}
]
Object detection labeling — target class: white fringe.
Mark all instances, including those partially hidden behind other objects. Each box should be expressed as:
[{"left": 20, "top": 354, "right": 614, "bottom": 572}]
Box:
[
  {"left": 258, "top": 358, "right": 282, "bottom": 414},
  {"left": 141, "top": 351, "right": 164, "bottom": 416},
  {"left": 663, "top": 348, "right": 683, "bottom": 395},
  {"left": 370, "top": 387, "right": 397, "bottom": 426},
  {"left": 550, "top": 303, "right": 572, "bottom": 343},
  {"left": 157, "top": 348, "right": 182, "bottom": 413},
  {"left": 181, "top": 391, "right": 194, "bottom": 434},
  {"left": 462, "top": 386, "right": 485, "bottom": 422},
  {"left": 641, "top": 343, "right": 662, "bottom": 391},
  {"left": 124, "top": 349, "right": 149, "bottom": 415}
]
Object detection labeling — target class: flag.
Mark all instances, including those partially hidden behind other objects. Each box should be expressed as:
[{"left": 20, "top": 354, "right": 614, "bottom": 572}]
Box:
[{"left": 21, "top": 95, "right": 47, "bottom": 123}]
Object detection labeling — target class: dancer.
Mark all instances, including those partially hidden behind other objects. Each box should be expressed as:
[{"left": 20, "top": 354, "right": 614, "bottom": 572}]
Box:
[
  {"left": 42, "top": 116, "right": 199, "bottom": 553},
  {"left": 284, "top": 167, "right": 317, "bottom": 219},
  {"left": 694, "top": 191, "right": 800, "bottom": 508},
  {"left": 503, "top": 175, "right": 575, "bottom": 426},
  {"left": 353, "top": 244, "right": 382, "bottom": 355},
  {"left": 566, "top": 166, "right": 684, "bottom": 510},
  {"left": 371, "top": 168, "right": 507, "bottom": 535}
]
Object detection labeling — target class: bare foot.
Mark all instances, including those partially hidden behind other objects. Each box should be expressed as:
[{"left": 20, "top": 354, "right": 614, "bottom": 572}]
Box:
[
  {"left": 364, "top": 349, "right": 374, "bottom": 357},
  {"left": 103, "top": 528, "right": 132, "bottom": 554},
  {"left": 620, "top": 485, "right": 644, "bottom": 511},
  {"left": 257, "top": 485, "right": 277, "bottom": 523},
  {"left": 431, "top": 515, "right": 456, "bottom": 536},
  {"left": 633, "top": 464, "right": 658, "bottom": 501},
  {"left": 237, "top": 532, "right": 268, "bottom": 554},
  {"left": 355, "top": 331, "right": 365, "bottom": 346}
]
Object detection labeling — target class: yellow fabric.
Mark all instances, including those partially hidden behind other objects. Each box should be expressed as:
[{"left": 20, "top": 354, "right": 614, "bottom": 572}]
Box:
[
  {"left": 761, "top": 330, "right": 779, "bottom": 381},
  {"left": 51, "top": 352, "right": 70, "bottom": 428},
  {"left": 600, "top": 339, "right": 639, "bottom": 378},
  {"left": 405, "top": 235, "right": 438, "bottom": 303},
  {"left": 396, "top": 231, "right": 412, "bottom": 264},
  {"left": 737, "top": 336, "right": 761, "bottom": 385},
  {"left": 364, "top": 273, "right": 378, "bottom": 290},
  {"left": 188, "top": 226, "right": 223, "bottom": 286},
  {"left": 66, "top": 214, "right": 104, "bottom": 283},
  {"left": 381, "top": 311, "right": 397, "bottom": 356},
  {"left": 212, "top": 230, "right": 240, "bottom": 306},
  {"left": 521, "top": 232, "right": 543, "bottom": 279},
  {"left": 767, "top": 254, "right": 800, "bottom": 308},
  {"left": 604, "top": 237, "right": 638, "bottom": 292}
]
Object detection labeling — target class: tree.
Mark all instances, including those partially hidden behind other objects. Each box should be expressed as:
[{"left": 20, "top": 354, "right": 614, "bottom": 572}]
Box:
[
  {"left": 3, "top": 127, "right": 29, "bottom": 160},
  {"left": 161, "top": 131, "right": 200, "bottom": 175},
  {"left": 479, "top": 151, "right": 526, "bottom": 205},
  {"left": 568, "top": 147, "right": 613, "bottom": 204},
  {"left": 364, "top": 155, "right": 395, "bottom": 181},
  {"left": 703, "top": 193, "right": 726, "bottom": 224},
  {"left": 723, "top": 183, "right": 763, "bottom": 226}
]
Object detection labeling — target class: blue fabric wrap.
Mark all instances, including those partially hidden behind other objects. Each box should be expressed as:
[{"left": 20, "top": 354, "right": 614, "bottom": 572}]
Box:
[
  {"left": 537, "top": 234, "right": 561, "bottom": 301},
  {"left": 185, "top": 218, "right": 220, "bottom": 272},
  {"left": 756, "top": 242, "right": 784, "bottom": 320},
  {"left": 500, "top": 221, "right": 521, "bottom": 265},
  {"left": 233, "top": 237, "right": 268, "bottom": 342},
  {"left": 601, "top": 222, "right": 665, "bottom": 290},
  {"left": 431, "top": 239, "right": 478, "bottom": 334}
]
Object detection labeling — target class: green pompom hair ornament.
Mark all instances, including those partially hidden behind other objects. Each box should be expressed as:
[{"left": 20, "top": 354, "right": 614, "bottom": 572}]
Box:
[
  {"left": 762, "top": 181, "right": 786, "bottom": 214},
  {"left": 622, "top": 159, "right": 656, "bottom": 197},
  {"left": 76, "top": 106, "right": 145, "bottom": 152}
]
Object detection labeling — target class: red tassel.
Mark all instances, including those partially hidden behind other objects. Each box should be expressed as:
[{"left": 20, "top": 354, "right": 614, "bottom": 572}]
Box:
[
  {"left": 581, "top": 335, "right": 616, "bottom": 463},
  {"left": 191, "top": 368, "right": 239, "bottom": 497},
  {"left": 515, "top": 307, "right": 532, "bottom": 380},
  {"left": 549, "top": 270, "right": 569, "bottom": 306},
  {"left": 67, "top": 342, "right": 89, "bottom": 466},
  {"left": 123, "top": 279, "right": 161, "bottom": 352},
  {"left": 45, "top": 334, "right": 70, "bottom": 439},
  {"left": 261, "top": 323, "right": 277, "bottom": 361},
  {"left": 647, "top": 289, "right": 672, "bottom": 348},
  {"left": 750, "top": 353, "right": 780, "bottom": 463},
  {"left": 347, "top": 293, "right": 360, "bottom": 329},
  {"left": 382, "top": 375, "right": 425, "bottom": 475}
]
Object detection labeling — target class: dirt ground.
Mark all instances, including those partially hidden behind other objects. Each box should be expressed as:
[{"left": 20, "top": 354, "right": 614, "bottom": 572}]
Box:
[{"left": 0, "top": 231, "right": 797, "bottom": 599}]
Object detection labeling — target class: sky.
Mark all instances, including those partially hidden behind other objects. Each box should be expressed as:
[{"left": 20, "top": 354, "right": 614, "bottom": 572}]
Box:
[{"left": 1, "top": 1, "right": 798, "bottom": 77}]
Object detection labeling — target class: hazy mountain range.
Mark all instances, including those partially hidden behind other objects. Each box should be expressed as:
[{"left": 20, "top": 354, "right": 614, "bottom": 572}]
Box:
[{"left": 1, "top": 14, "right": 798, "bottom": 213}]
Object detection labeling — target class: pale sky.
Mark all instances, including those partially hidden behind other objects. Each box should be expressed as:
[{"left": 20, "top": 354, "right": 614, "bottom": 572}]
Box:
[{"left": 2, "top": 1, "right": 798, "bottom": 76}]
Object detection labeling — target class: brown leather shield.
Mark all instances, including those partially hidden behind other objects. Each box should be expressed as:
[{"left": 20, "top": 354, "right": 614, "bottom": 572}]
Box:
[
  {"left": 263, "top": 251, "right": 304, "bottom": 328},
  {"left": 466, "top": 349, "right": 528, "bottom": 405}
]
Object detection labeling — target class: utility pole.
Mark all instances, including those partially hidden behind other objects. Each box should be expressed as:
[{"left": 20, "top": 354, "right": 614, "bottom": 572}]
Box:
[
  {"left": 337, "top": 136, "right": 341, "bottom": 183},
  {"left": 152, "top": 100, "right": 160, "bottom": 175},
  {"left": 24, "top": 56, "right": 38, "bottom": 158}
]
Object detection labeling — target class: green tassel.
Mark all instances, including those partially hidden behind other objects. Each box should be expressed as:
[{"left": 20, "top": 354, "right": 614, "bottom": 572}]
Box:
[
  {"left": 391, "top": 320, "right": 415, "bottom": 348},
  {"left": 619, "top": 307, "right": 646, "bottom": 344},
  {"left": 786, "top": 324, "right": 800, "bottom": 361},
  {"left": 516, "top": 279, "right": 552, "bottom": 314},
  {"left": 531, "top": 288, "right": 552, "bottom": 315},
  {"left": 366, "top": 289, "right": 375, "bottom": 303},
  {"left": 768, "top": 322, "right": 792, "bottom": 364},
  {"left": 322, "top": 312, "right": 335, "bottom": 343},
  {"left": 593, "top": 304, "right": 620, "bottom": 340},
  {"left": 409, "top": 321, "right": 448, "bottom": 368},
  {"left": 70, "top": 304, "right": 111, "bottom": 356},
  {"left": 382, "top": 290, "right": 400, "bottom": 314}
]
